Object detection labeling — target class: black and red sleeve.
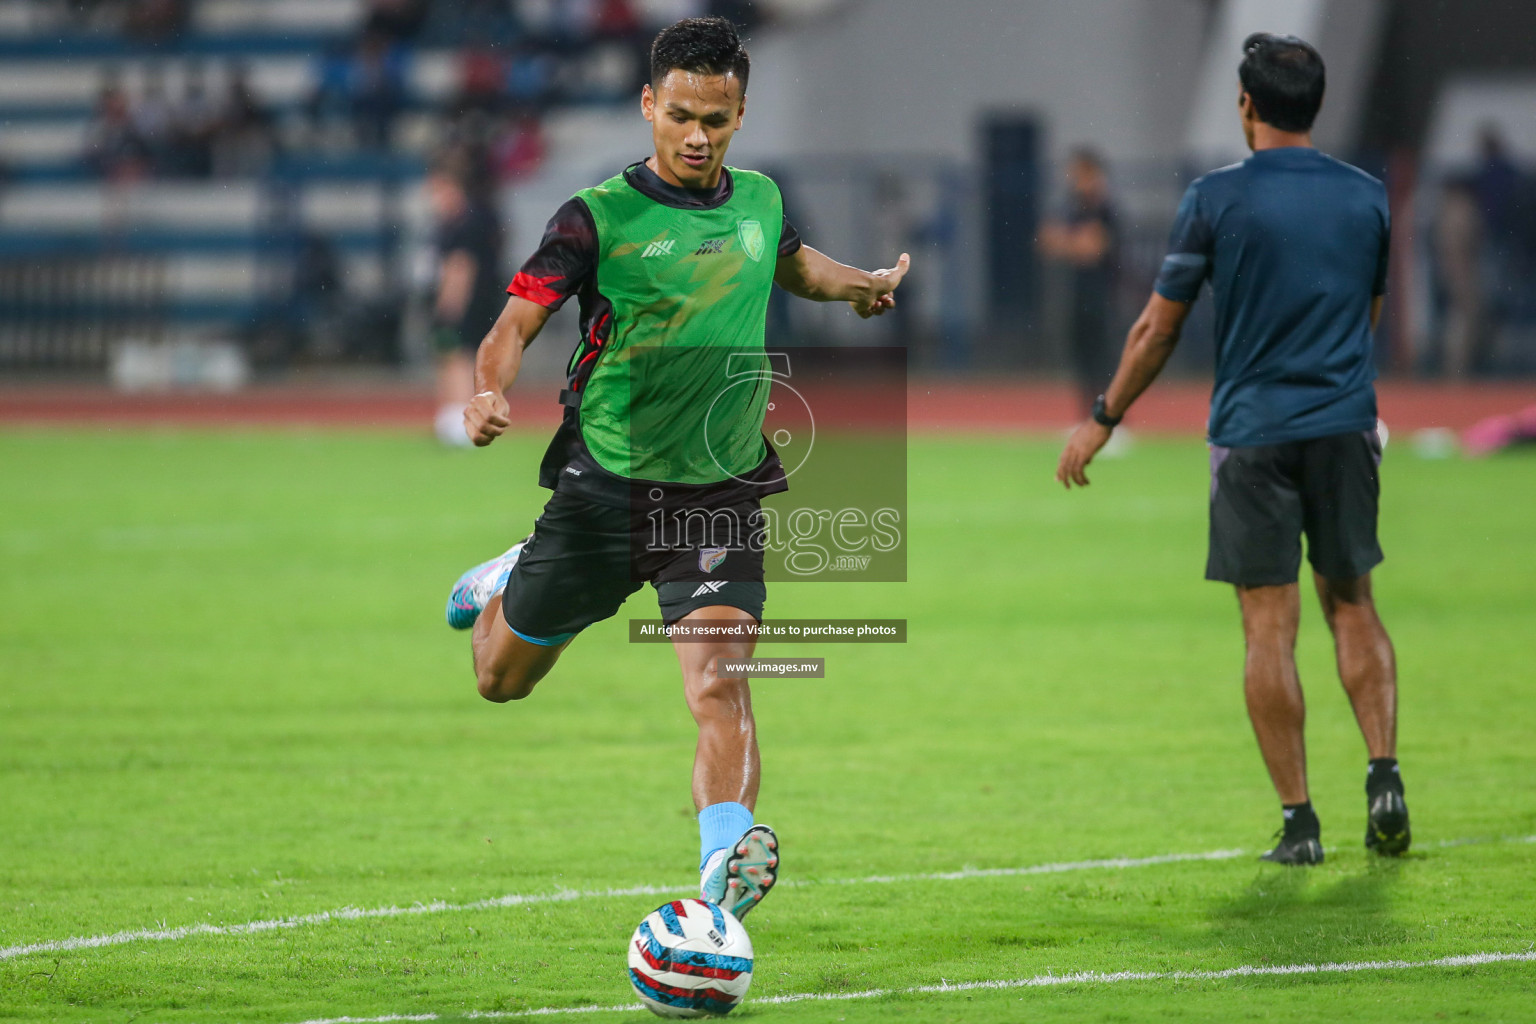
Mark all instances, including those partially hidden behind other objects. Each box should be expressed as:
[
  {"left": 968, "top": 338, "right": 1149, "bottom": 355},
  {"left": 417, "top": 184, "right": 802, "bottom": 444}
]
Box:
[{"left": 507, "top": 197, "right": 597, "bottom": 309}]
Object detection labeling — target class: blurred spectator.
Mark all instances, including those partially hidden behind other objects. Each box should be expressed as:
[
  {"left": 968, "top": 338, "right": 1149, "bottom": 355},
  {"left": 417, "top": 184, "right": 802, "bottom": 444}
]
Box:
[
  {"left": 363, "top": 0, "right": 430, "bottom": 43},
  {"left": 505, "top": 42, "right": 562, "bottom": 111},
  {"left": 288, "top": 232, "right": 345, "bottom": 362},
  {"left": 454, "top": 47, "right": 508, "bottom": 118},
  {"left": 515, "top": 0, "right": 566, "bottom": 41},
  {"left": 309, "top": 44, "right": 355, "bottom": 147},
  {"left": 1473, "top": 125, "right": 1521, "bottom": 245},
  {"left": 170, "top": 62, "right": 221, "bottom": 177},
  {"left": 431, "top": 0, "right": 520, "bottom": 43},
  {"left": 123, "top": 0, "right": 186, "bottom": 41},
  {"left": 211, "top": 65, "right": 276, "bottom": 177},
  {"left": 62, "top": 0, "right": 117, "bottom": 30},
  {"left": 132, "top": 66, "right": 175, "bottom": 174},
  {"left": 1467, "top": 125, "right": 1536, "bottom": 374},
  {"left": 309, "top": 32, "right": 410, "bottom": 150},
  {"left": 350, "top": 31, "right": 409, "bottom": 149},
  {"left": 426, "top": 148, "right": 504, "bottom": 447},
  {"left": 85, "top": 83, "right": 149, "bottom": 183},
  {"left": 491, "top": 112, "right": 546, "bottom": 181},
  {"left": 61, "top": 0, "right": 187, "bottom": 36},
  {"left": 1433, "top": 177, "right": 1486, "bottom": 378},
  {"left": 594, "top": 0, "right": 642, "bottom": 38},
  {"left": 1038, "top": 147, "right": 1120, "bottom": 416}
]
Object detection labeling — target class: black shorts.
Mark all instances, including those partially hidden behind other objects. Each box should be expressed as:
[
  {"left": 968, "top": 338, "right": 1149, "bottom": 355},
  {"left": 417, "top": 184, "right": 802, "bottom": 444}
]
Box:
[
  {"left": 500, "top": 490, "right": 767, "bottom": 644},
  {"left": 1206, "top": 429, "right": 1384, "bottom": 587}
]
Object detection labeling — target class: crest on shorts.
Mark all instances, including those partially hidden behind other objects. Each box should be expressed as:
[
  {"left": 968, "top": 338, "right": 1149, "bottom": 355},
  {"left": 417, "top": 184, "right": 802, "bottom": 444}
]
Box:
[
  {"left": 737, "top": 220, "right": 765, "bottom": 262},
  {"left": 699, "top": 546, "right": 729, "bottom": 573}
]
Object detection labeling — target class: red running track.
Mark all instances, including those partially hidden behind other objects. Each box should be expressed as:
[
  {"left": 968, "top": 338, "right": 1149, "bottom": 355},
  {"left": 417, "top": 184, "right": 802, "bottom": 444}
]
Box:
[{"left": 2, "top": 380, "right": 1534, "bottom": 433}]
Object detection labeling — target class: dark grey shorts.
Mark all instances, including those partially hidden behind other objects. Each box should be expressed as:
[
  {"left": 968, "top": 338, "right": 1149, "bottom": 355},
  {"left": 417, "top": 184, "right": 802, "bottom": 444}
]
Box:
[
  {"left": 1206, "top": 430, "right": 1384, "bottom": 587},
  {"left": 501, "top": 490, "right": 767, "bottom": 643}
]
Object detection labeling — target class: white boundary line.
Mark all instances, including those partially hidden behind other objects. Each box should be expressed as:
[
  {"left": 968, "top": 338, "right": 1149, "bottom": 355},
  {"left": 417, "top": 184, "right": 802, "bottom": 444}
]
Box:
[
  {"left": 0, "top": 849, "right": 1244, "bottom": 963},
  {"left": 2, "top": 834, "right": 1530, "bottom": 964},
  {"left": 284, "top": 950, "right": 1536, "bottom": 1024}
]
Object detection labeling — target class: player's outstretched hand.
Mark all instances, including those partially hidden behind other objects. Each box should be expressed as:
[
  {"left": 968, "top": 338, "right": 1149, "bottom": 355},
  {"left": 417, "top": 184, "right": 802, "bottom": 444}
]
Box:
[
  {"left": 464, "top": 390, "right": 511, "bottom": 447},
  {"left": 1056, "top": 420, "right": 1113, "bottom": 489},
  {"left": 851, "top": 252, "right": 911, "bottom": 318}
]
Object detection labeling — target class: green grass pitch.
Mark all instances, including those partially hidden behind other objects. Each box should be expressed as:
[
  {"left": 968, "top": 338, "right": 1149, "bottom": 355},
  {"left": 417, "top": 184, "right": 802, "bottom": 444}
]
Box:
[{"left": 2, "top": 428, "right": 1533, "bottom": 1023}]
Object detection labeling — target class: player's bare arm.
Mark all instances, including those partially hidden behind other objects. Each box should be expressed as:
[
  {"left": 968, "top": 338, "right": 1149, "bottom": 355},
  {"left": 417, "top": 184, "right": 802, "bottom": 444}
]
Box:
[
  {"left": 1056, "top": 292, "right": 1191, "bottom": 488},
  {"left": 464, "top": 296, "right": 554, "bottom": 447},
  {"left": 774, "top": 246, "right": 910, "bottom": 318}
]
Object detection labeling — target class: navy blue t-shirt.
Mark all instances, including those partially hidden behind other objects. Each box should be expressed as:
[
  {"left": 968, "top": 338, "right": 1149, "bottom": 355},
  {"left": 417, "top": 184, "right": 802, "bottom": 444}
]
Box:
[{"left": 1154, "top": 147, "right": 1390, "bottom": 447}]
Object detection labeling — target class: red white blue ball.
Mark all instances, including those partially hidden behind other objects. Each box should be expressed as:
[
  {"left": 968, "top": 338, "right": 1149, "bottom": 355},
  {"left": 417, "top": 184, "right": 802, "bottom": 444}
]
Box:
[{"left": 628, "top": 899, "right": 754, "bottom": 1018}]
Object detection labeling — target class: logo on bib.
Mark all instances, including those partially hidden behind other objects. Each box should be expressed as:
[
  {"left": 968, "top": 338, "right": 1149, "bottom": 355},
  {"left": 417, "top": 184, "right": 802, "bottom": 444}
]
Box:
[
  {"left": 737, "top": 220, "right": 765, "bottom": 262},
  {"left": 699, "top": 546, "right": 729, "bottom": 573}
]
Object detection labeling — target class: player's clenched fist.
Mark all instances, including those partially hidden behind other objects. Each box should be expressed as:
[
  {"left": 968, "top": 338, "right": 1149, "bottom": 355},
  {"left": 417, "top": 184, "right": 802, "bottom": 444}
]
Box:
[{"left": 463, "top": 390, "right": 511, "bottom": 447}]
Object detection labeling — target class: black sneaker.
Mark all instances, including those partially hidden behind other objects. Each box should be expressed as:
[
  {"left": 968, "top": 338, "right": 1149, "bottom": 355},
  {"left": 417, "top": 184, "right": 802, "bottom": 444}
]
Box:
[
  {"left": 1365, "top": 789, "right": 1412, "bottom": 855},
  {"left": 1260, "top": 830, "right": 1324, "bottom": 865}
]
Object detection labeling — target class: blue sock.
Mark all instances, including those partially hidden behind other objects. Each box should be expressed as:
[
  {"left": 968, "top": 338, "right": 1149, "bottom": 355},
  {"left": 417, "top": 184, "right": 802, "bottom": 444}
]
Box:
[{"left": 698, "top": 802, "right": 754, "bottom": 870}]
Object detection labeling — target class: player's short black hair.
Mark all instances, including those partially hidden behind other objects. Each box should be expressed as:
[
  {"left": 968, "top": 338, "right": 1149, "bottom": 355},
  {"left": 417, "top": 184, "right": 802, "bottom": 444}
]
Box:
[
  {"left": 1239, "top": 32, "right": 1325, "bottom": 133},
  {"left": 649, "top": 16, "right": 750, "bottom": 94}
]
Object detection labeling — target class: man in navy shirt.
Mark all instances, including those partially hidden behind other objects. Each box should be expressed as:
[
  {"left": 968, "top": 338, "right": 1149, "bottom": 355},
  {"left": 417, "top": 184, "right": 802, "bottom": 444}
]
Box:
[{"left": 1056, "top": 33, "right": 1409, "bottom": 865}]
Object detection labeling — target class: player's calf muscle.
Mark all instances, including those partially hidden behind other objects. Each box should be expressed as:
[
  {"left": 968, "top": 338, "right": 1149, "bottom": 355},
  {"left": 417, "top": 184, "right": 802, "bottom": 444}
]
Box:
[
  {"left": 475, "top": 664, "right": 533, "bottom": 703},
  {"left": 471, "top": 605, "right": 549, "bottom": 702},
  {"left": 474, "top": 643, "right": 554, "bottom": 702},
  {"left": 683, "top": 650, "right": 755, "bottom": 722}
]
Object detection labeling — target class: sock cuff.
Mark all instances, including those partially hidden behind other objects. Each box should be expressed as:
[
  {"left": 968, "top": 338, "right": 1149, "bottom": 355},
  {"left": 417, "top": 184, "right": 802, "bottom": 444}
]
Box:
[{"left": 698, "top": 801, "right": 754, "bottom": 870}]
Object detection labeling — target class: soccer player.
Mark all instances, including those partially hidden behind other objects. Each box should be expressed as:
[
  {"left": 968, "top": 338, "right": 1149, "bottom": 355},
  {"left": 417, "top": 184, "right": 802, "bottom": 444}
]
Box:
[
  {"left": 1056, "top": 33, "right": 1409, "bottom": 865},
  {"left": 443, "top": 17, "right": 909, "bottom": 916}
]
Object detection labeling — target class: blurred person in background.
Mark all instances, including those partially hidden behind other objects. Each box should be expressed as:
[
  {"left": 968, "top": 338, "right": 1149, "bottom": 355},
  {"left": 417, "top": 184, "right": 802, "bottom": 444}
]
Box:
[
  {"left": 171, "top": 62, "right": 220, "bottom": 177},
  {"left": 1057, "top": 33, "right": 1409, "bottom": 867},
  {"left": 132, "top": 66, "right": 174, "bottom": 175},
  {"left": 505, "top": 40, "right": 562, "bottom": 111},
  {"left": 363, "top": 0, "right": 429, "bottom": 43},
  {"left": 593, "top": 0, "right": 642, "bottom": 38},
  {"left": 123, "top": 0, "right": 186, "bottom": 41},
  {"left": 427, "top": 149, "right": 505, "bottom": 447},
  {"left": 85, "top": 82, "right": 149, "bottom": 182},
  {"left": 454, "top": 46, "right": 508, "bottom": 119},
  {"left": 1038, "top": 147, "right": 1120, "bottom": 417},
  {"left": 1433, "top": 176, "right": 1486, "bottom": 378},
  {"left": 211, "top": 64, "right": 276, "bottom": 177},
  {"left": 1472, "top": 125, "right": 1520, "bottom": 246},
  {"left": 1470, "top": 125, "right": 1536, "bottom": 369},
  {"left": 492, "top": 111, "right": 547, "bottom": 181},
  {"left": 288, "top": 232, "right": 345, "bottom": 365},
  {"left": 311, "top": 31, "right": 409, "bottom": 150},
  {"left": 349, "top": 29, "right": 409, "bottom": 149}
]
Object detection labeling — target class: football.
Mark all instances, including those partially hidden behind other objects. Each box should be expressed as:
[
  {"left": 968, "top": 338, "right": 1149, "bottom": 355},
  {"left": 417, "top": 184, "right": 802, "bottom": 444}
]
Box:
[{"left": 628, "top": 899, "right": 755, "bottom": 1018}]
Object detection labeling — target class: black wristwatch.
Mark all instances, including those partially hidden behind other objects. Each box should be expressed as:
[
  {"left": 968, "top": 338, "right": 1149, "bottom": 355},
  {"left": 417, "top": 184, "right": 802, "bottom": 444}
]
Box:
[{"left": 1091, "top": 394, "right": 1123, "bottom": 429}]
